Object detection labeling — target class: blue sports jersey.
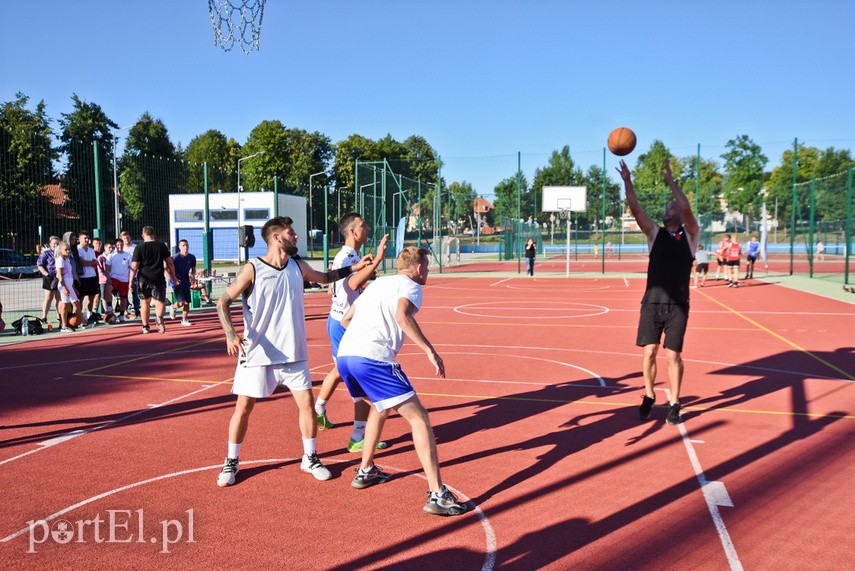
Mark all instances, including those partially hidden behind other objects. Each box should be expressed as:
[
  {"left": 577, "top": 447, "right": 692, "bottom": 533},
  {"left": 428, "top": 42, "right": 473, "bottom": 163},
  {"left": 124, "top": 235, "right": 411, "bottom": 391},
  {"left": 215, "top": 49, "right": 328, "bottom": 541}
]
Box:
[
  {"left": 172, "top": 252, "right": 196, "bottom": 283},
  {"left": 747, "top": 241, "right": 761, "bottom": 257}
]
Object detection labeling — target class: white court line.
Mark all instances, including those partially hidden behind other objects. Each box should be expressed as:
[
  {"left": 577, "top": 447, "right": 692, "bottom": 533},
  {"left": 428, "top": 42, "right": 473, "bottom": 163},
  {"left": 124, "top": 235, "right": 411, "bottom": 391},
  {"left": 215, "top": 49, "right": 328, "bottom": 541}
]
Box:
[
  {"left": 490, "top": 277, "right": 514, "bottom": 287},
  {"left": 0, "top": 379, "right": 233, "bottom": 467},
  {"left": 0, "top": 458, "right": 497, "bottom": 571},
  {"left": 666, "top": 389, "right": 743, "bottom": 571},
  {"left": 623, "top": 278, "right": 630, "bottom": 288}
]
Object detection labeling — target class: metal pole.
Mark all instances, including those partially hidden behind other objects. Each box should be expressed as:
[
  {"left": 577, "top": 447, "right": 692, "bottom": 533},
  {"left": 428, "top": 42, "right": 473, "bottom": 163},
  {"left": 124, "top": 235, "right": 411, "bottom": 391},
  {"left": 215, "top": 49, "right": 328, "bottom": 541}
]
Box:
[
  {"left": 418, "top": 179, "right": 422, "bottom": 247},
  {"left": 203, "top": 162, "right": 211, "bottom": 272},
  {"left": 601, "top": 147, "right": 606, "bottom": 274},
  {"left": 93, "top": 141, "right": 102, "bottom": 239},
  {"left": 566, "top": 212, "right": 571, "bottom": 277},
  {"left": 273, "top": 175, "right": 279, "bottom": 217},
  {"left": 809, "top": 177, "right": 816, "bottom": 278},
  {"left": 323, "top": 178, "right": 329, "bottom": 270},
  {"left": 516, "top": 151, "right": 521, "bottom": 274},
  {"left": 845, "top": 165, "right": 852, "bottom": 285},
  {"left": 790, "top": 138, "right": 798, "bottom": 275},
  {"left": 112, "top": 137, "right": 120, "bottom": 236}
]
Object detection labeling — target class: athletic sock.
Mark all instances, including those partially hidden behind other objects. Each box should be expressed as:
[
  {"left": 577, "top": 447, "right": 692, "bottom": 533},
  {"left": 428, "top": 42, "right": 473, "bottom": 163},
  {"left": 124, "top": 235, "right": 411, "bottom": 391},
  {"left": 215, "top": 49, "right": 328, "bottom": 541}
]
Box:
[
  {"left": 302, "top": 438, "right": 316, "bottom": 456},
  {"left": 314, "top": 398, "right": 327, "bottom": 416},
  {"left": 352, "top": 421, "right": 367, "bottom": 443},
  {"left": 227, "top": 442, "right": 241, "bottom": 459}
]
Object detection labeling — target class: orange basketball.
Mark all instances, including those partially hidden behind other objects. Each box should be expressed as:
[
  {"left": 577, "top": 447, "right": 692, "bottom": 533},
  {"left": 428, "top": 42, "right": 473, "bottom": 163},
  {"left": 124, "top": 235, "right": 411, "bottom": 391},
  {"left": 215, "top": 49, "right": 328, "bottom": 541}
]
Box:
[
  {"left": 68, "top": 314, "right": 80, "bottom": 327},
  {"left": 607, "top": 127, "right": 637, "bottom": 156}
]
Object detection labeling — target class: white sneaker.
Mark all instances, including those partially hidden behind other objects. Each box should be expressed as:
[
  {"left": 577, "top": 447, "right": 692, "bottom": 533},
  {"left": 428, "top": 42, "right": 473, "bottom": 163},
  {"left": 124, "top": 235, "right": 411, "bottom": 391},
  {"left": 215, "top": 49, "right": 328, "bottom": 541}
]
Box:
[
  {"left": 300, "top": 452, "right": 331, "bottom": 481},
  {"left": 217, "top": 457, "right": 239, "bottom": 487},
  {"left": 181, "top": 318, "right": 192, "bottom": 326},
  {"left": 169, "top": 305, "right": 176, "bottom": 320}
]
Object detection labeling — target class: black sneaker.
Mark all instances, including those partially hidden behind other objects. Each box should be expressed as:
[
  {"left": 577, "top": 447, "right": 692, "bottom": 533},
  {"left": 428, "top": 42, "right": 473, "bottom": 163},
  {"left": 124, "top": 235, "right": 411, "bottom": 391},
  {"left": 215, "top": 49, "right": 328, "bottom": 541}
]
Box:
[
  {"left": 638, "top": 395, "right": 655, "bottom": 420},
  {"left": 141, "top": 325, "right": 151, "bottom": 334},
  {"left": 423, "top": 486, "right": 468, "bottom": 517},
  {"left": 666, "top": 403, "right": 682, "bottom": 425},
  {"left": 217, "top": 457, "right": 239, "bottom": 487},
  {"left": 351, "top": 465, "right": 392, "bottom": 489}
]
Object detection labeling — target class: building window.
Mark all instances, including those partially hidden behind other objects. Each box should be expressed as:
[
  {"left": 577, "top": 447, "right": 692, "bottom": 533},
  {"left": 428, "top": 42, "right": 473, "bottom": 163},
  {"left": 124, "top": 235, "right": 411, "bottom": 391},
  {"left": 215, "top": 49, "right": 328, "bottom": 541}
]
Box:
[
  {"left": 175, "top": 209, "right": 204, "bottom": 222},
  {"left": 244, "top": 208, "right": 270, "bottom": 220},
  {"left": 211, "top": 209, "right": 238, "bottom": 221}
]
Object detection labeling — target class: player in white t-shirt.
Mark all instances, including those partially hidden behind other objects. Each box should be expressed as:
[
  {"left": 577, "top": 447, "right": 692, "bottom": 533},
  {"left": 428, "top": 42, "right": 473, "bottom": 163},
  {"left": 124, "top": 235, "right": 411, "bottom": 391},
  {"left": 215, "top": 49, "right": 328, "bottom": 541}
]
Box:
[
  {"left": 214, "top": 216, "right": 373, "bottom": 487},
  {"left": 314, "top": 213, "right": 389, "bottom": 451},
  {"left": 336, "top": 247, "right": 468, "bottom": 517}
]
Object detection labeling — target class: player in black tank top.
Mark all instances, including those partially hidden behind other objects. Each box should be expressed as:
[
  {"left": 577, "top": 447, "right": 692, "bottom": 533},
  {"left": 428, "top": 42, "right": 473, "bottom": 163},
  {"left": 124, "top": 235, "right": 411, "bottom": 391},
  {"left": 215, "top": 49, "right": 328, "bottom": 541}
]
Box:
[{"left": 617, "top": 159, "right": 699, "bottom": 425}]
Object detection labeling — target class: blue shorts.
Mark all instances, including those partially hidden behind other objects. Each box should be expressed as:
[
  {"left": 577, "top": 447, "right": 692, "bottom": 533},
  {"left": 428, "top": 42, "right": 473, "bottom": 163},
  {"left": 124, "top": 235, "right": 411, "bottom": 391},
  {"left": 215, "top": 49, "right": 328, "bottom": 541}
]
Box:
[
  {"left": 336, "top": 355, "right": 416, "bottom": 412},
  {"left": 326, "top": 316, "right": 346, "bottom": 358}
]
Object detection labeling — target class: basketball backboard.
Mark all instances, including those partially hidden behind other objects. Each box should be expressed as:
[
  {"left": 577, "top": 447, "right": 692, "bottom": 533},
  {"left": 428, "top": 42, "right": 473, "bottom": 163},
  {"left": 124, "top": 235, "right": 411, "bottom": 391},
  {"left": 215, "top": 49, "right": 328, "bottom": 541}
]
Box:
[{"left": 542, "top": 186, "right": 586, "bottom": 213}]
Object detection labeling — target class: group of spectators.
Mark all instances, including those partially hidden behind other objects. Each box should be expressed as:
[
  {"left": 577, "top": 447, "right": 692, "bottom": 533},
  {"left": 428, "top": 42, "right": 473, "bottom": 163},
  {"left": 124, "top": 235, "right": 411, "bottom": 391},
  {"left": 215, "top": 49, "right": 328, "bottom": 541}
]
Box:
[{"left": 31, "top": 228, "right": 212, "bottom": 334}]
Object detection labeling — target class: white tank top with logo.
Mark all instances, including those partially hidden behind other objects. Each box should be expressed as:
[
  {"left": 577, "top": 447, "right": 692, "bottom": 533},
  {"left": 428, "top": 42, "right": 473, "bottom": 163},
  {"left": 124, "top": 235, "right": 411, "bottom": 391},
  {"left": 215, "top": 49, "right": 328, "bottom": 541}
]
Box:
[{"left": 242, "top": 257, "right": 307, "bottom": 366}]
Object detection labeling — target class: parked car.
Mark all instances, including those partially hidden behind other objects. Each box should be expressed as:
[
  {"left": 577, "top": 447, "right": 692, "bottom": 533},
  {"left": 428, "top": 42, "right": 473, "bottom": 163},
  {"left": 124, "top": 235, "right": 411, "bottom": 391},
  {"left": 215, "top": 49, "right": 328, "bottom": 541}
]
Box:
[{"left": 0, "top": 249, "right": 38, "bottom": 278}]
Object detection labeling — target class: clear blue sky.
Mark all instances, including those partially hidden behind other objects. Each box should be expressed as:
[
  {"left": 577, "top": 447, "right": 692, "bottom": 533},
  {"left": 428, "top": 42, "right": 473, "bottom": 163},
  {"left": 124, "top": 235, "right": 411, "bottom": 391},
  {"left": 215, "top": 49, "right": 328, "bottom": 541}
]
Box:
[{"left": 3, "top": 1, "right": 853, "bottom": 201}]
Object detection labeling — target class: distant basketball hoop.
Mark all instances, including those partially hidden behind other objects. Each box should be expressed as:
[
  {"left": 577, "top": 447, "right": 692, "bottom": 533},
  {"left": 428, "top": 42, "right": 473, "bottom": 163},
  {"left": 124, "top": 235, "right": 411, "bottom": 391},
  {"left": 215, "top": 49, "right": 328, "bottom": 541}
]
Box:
[{"left": 208, "top": 0, "right": 266, "bottom": 55}]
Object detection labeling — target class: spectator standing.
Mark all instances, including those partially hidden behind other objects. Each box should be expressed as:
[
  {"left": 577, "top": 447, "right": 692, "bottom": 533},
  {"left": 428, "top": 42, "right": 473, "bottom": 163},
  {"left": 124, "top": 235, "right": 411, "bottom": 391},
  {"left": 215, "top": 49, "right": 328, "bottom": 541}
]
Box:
[
  {"left": 121, "top": 231, "right": 140, "bottom": 316},
  {"left": 170, "top": 239, "right": 196, "bottom": 326},
  {"left": 76, "top": 231, "right": 100, "bottom": 322},
  {"left": 96, "top": 243, "right": 115, "bottom": 320},
  {"left": 37, "top": 236, "right": 61, "bottom": 324},
  {"left": 108, "top": 238, "right": 132, "bottom": 323},
  {"left": 128, "top": 226, "right": 177, "bottom": 334}
]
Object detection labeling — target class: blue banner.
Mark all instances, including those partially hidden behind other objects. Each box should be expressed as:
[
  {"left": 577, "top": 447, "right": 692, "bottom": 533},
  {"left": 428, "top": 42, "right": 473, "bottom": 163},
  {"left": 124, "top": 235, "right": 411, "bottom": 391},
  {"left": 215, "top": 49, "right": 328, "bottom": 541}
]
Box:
[{"left": 395, "top": 217, "right": 406, "bottom": 258}]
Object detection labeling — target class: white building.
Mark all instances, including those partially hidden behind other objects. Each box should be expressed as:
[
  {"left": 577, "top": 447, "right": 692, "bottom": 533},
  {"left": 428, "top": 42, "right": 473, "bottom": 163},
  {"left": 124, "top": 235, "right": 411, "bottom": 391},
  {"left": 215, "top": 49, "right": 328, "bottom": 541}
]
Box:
[{"left": 168, "top": 191, "right": 307, "bottom": 261}]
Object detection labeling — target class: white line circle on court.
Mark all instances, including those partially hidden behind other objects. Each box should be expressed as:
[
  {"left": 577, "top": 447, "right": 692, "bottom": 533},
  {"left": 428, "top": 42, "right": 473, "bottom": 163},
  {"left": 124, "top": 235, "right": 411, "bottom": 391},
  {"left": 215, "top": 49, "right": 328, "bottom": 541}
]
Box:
[
  {"left": 398, "top": 350, "right": 607, "bottom": 387},
  {"left": 453, "top": 301, "right": 609, "bottom": 319},
  {"left": 503, "top": 284, "right": 612, "bottom": 292},
  {"left": 0, "top": 459, "right": 496, "bottom": 571}
]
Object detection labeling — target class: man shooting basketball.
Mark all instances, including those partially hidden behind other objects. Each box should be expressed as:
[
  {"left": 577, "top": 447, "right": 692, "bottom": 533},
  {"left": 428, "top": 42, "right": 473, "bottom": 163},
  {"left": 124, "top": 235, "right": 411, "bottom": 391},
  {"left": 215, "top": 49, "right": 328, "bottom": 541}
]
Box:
[{"left": 617, "top": 159, "right": 698, "bottom": 425}]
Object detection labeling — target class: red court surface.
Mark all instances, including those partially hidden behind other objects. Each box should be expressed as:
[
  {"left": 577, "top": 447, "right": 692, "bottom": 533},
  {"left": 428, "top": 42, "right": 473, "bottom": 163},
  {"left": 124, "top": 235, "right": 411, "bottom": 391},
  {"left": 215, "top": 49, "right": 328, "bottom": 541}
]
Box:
[{"left": 1, "top": 276, "right": 853, "bottom": 569}]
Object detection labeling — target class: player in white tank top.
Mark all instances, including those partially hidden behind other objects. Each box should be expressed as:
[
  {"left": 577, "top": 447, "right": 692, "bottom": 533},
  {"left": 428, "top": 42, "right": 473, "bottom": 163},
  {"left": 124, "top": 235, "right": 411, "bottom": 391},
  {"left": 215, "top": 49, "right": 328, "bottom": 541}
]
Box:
[{"left": 213, "top": 216, "right": 373, "bottom": 488}]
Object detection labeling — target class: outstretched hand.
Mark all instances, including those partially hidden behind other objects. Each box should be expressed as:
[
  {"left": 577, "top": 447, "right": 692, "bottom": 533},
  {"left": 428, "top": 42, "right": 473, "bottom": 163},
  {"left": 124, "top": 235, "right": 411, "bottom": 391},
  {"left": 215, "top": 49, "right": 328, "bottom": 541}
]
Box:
[
  {"left": 375, "top": 234, "right": 389, "bottom": 263},
  {"left": 616, "top": 160, "right": 632, "bottom": 184},
  {"left": 661, "top": 159, "right": 674, "bottom": 185}
]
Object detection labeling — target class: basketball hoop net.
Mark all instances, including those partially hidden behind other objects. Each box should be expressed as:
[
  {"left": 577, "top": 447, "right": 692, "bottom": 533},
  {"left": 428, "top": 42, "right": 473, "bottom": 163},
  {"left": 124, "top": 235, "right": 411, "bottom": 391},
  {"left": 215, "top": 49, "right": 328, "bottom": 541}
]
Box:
[
  {"left": 559, "top": 208, "right": 572, "bottom": 220},
  {"left": 208, "top": 0, "right": 266, "bottom": 55}
]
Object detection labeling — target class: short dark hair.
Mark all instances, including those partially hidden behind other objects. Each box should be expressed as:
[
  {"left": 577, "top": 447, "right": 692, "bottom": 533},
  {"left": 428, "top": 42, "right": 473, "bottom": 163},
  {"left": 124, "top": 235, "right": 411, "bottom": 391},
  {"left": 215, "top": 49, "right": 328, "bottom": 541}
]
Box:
[
  {"left": 79, "top": 230, "right": 90, "bottom": 238},
  {"left": 339, "top": 212, "right": 363, "bottom": 234},
  {"left": 261, "top": 216, "right": 294, "bottom": 244},
  {"left": 142, "top": 226, "right": 155, "bottom": 237},
  {"left": 178, "top": 239, "right": 189, "bottom": 246}
]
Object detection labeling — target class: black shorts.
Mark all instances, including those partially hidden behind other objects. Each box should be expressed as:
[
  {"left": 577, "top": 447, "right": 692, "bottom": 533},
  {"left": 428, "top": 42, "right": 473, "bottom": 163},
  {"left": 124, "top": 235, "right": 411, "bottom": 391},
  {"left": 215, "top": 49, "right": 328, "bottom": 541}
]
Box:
[
  {"left": 174, "top": 285, "right": 192, "bottom": 304},
  {"left": 637, "top": 303, "right": 689, "bottom": 352},
  {"left": 78, "top": 276, "right": 99, "bottom": 297},
  {"left": 747, "top": 255, "right": 758, "bottom": 262},
  {"left": 139, "top": 278, "right": 167, "bottom": 302},
  {"left": 717, "top": 258, "right": 726, "bottom": 266},
  {"left": 727, "top": 260, "right": 740, "bottom": 267},
  {"left": 42, "top": 275, "right": 58, "bottom": 291},
  {"left": 696, "top": 263, "right": 709, "bottom": 274}
]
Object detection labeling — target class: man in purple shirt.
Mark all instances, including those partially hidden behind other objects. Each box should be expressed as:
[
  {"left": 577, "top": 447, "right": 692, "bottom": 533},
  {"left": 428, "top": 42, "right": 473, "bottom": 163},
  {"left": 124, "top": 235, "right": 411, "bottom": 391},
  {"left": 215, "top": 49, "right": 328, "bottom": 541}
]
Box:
[{"left": 37, "top": 236, "right": 61, "bottom": 324}]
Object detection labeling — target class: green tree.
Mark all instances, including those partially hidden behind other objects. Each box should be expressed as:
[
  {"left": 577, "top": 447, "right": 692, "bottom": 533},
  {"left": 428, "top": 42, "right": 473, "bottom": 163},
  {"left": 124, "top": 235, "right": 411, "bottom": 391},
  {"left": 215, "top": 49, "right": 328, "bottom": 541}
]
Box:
[
  {"left": 814, "top": 148, "right": 854, "bottom": 223},
  {"left": 721, "top": 134, "right": 768, "bottom": 232},
  {"left": 493, "top": 173, "right": 529, "bottom": 225},
  {"left": 0, "top": 93, "right": 57, "bottom": 251},
  {"left": 631, "top": 140, "right": 683, "bottom": 219},
  {"left": 581, "top": 164, "right": 621, "bottom": 229},
  {"left": 766, "top": 144, "right": 819, "bottom": 225},
  {"left": 119, "top": 112, "right": 179, "bottom": 239},
  {"left": 57, "top": 94, "right": 118, "bottom": 236},
  {"left": 678, "top": 155, "right": 724, "bottom": 220},
  {"left": 447, "top": 181, "right": 476, "bottom": 233},
  {"left": 184, "top": 129, "right": 240, "bottom": 193}
]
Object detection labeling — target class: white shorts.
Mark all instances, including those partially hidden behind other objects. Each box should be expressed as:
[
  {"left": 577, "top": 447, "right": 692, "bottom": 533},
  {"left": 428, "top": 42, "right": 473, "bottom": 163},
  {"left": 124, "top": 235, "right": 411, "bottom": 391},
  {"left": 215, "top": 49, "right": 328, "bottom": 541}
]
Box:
[
  {"left": 231, "top": 360, "right": 312, "bottom": 399},
  {"left": 60, "top": 286, "right": 79, "bottom": 304}
]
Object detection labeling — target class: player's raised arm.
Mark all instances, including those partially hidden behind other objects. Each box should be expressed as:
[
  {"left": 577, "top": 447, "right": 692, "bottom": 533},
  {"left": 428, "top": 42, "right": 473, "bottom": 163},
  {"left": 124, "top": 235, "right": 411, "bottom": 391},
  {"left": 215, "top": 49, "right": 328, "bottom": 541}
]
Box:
[
  {"left": 617, "top": 160, "right": 657, "bottom": 242},
  {"left": 662, "top": 159, "right": 699, "bottom": 242},
  {"left": 217, "top": 261, "right": 255, "bottom": 357},
  {"left": 296, "top": 254, "right": 373, "bottom": 285},
  {"left": 347, "top": 234, "right": 389, "bottom": 291}
]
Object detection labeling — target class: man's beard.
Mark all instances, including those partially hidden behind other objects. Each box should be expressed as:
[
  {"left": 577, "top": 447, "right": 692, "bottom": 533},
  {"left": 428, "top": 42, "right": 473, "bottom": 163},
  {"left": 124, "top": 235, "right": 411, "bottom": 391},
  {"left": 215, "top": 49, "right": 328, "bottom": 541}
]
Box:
[
  {"left": 663, "top": 213, "right": 680, "bottom": 228},
  {"left": 283, "top": 240, "right": 298, "bottom": 256}
]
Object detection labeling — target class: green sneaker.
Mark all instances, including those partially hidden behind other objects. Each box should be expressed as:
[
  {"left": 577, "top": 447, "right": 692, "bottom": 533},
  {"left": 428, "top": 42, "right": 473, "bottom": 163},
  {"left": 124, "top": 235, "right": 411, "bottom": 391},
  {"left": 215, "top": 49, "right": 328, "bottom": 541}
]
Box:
[
  {"left": 316, "top": 413, "right": 334, "bottom": 430},
  {"left": 347, "top": 438, "right": 389, "bottom": 453}
]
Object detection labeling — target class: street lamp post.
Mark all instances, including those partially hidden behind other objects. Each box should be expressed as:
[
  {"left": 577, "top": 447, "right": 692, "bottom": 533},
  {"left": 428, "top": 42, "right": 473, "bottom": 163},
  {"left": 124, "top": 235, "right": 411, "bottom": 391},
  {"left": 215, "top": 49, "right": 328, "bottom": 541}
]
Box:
[{"left": 237, "top": 151, "right": 266, "bottom": 262}]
